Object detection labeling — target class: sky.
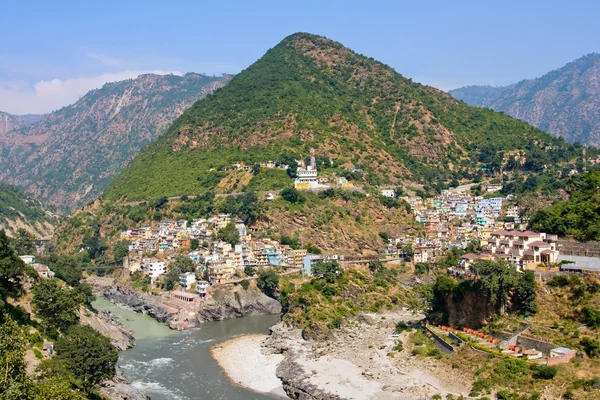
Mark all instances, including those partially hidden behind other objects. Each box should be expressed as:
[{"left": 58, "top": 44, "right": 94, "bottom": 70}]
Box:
[{"left": 1, "top": 0, "right": 599, "bottom": 115}]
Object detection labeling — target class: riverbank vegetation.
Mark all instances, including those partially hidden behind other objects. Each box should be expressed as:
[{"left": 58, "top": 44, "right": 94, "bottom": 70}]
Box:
[
  {"left": 0, "top": 230, "right": 118, "bottom": 398},
  {"left": 279, "top": 260, "right": 407, "bottom": 339}
]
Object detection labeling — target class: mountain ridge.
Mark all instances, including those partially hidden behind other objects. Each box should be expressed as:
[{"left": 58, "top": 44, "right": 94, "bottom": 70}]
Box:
[
  {"left": 449, "top": 53, "right": 600, "bottom": 146},
  {"left": 104, "top": 32, "right": 570, "bottom": 201},
  {"left": 0, "top": 72, "right": 232, "bottom": 213}
]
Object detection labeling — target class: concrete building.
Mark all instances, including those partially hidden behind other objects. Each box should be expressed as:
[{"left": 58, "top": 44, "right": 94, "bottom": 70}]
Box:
[
  {"left": 179, "top": 272, "right": 197, "bottom": 289},
  {"left": 381, "top": 189, "right": 395, "bottom": 198}
]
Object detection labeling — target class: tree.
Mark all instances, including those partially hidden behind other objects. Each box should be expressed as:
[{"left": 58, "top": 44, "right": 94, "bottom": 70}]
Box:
[
  {"left": 378, "top": 232, "right": 390, "bottom": 242},
  {"left": 163, "top": 268, "right": 180, "bottom": 291},
  {"left": 281, "top": 187, "right": 304, "bottom": 204},
  {"left": 112, "top": 239, "right": 130, "bottom": 262},
  {"left": 252, "top": 163, "right": 261, "bottom": 175},
  {"left": 32, "top": 279, "right": 83, "bottom": 333},
  {"left": 37, "top": 254, "right": 82, "bottom": 287},
  {"left": 12, "top": 228, "right": 36, "bottom": 256},
  {"left": 169, "top": 254, "right": 196, "bottom": 273},
  {"left": 0, "top": 317, "right": 35, "bottom": 398},
  {"left": 217, "top": 222, "right": 240, "bottom": 246},
  {"left": 54, "top": 325, "right": 118, "bottom": 393},
  {"left": 190, "top": 238, "right": 200, "bottom": 251},
  {"left": 581, "top": 337, "right": 600, "bottom": 358},
  {"left": 244, "top": 265, "right": 256, "bottom": 277},
  {"left": 312, "top": 261, "right": 343, "bottom": 283},
  {"left": 82, "top": 234, "right": 107, "bottom": 260},
  {"left": 257, "top": 269, "right": 279, "bottom": 298},
  {"left": 516, "top": 270, "right": 538, "bottom": 315},
  {"left": 0, "top": 230, "right": 28, "bottom": 319},
  {"left": 239, "top": 279, "right": 250, "bottom": 290},
  {"left": 471, "top": 260, "right": 519, "bottom": 314}
]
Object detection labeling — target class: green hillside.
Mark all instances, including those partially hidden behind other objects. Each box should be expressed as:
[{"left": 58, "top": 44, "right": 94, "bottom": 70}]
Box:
[
  {"left": 0, "top": 181, "right": 56, "bottom": 237},
  {"left": 529, "top": 169, "right": 600, "bottom": 240},
  {"left": 104, "top": 32, "right": 576, "bottom": 201}
]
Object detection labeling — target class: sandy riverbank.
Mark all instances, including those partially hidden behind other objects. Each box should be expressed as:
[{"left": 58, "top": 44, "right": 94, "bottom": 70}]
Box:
[{"left": 210, "top": 334, "right": 288, "bottom": 398}]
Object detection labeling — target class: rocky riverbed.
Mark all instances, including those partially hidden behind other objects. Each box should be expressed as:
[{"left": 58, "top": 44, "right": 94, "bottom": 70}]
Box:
[{"left": 257, "top": 310, "right": 471, "bottom": 399}]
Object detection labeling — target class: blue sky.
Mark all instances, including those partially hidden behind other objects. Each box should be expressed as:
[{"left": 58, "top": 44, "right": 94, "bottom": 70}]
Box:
[{"left": 1, "top": 0, "right": 599, "bottom": 114}]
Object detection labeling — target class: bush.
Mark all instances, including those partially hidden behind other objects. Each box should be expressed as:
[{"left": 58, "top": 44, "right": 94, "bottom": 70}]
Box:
[
  {"left": 395, "top": 321, "right": 410, "bottom": 333},
  {"left": 532, "top": 365, "right": 558, "bottom": 380},
  {"left": 257, "top": 269, "right": 279, "bottom": 298},
  {"left": 547, "top": 275, "right": 570, "bottom": 288},
  {"left": 393, "top": 340, "right": 404, "bottom": 352},
  {"left": 581, "top": 337, "right": 600, "bottom": 358},
  {"left": 281, "top": 187, "right": 304, "bottom": 204},
  {"left": 239, "top": 279, "right": 250, "bottom": 290}
]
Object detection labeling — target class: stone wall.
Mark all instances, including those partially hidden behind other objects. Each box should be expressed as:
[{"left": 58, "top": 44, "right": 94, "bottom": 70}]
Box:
[{"left": 516, "top": 335, "right": 554, "bottom": 355}]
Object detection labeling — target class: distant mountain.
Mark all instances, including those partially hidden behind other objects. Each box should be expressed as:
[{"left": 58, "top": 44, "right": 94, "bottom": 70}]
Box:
[
  {"left": 449, "top": 53, "right": 600, "bottom": 146},
  {"left": 0, "top": 73, "right": 232, "bottom": 213},
  {"left": 104, "top": 32, "right": 570, "bottom": 202},
  {"left": 0, "top": 111, "right": 44, "bottom": 135},
  {"left": 0, "top": 181, "right": 56, "bottom": 238},
  {"left": 0, "top": 112, "right": 27, "bottom": 136},
  {"left": 14, "top": 114, "right": 45, "bottom": 125},
  {"left": 446, "top": 85, "right": 509, "bottom": 107}
]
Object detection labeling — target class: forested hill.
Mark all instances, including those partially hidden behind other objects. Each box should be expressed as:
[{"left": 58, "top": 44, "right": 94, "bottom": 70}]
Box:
[
  {"left": 0, "top": 73, "right": 232, "bottom": 213},
  {"left": 450, "top": 53, "right": 600, "bottom": 146},
  {"left": 529, "top": 169, "right": 600, "bottom": 241},
  {"left": 0, "top": 181, "right": 57, "bottom": 238},
  {"left": 104, "top": 32, "right": 572, "bottom": 201}
]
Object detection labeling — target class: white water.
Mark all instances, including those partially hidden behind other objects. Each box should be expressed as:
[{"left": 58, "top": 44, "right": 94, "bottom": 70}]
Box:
[{"left": 93, "top": 298, "right": 282, "bottom": 400}]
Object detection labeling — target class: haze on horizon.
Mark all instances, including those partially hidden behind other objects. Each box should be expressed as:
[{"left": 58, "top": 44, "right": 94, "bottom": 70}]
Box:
[{"left": 2, "top": 0, "right": 599, "bottom": 115}]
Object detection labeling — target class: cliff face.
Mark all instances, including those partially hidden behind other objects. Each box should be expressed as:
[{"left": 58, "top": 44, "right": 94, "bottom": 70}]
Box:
[
  {"left": 197, "top": 285, "right": 282, "bottom": 323},
  {"left": 0, "top": 73, "right": 232, "bottom": 212},
  {"left": 440, "top": 289, "right": 496, "bottom": 328},
  {"left": 103, "top": 284, "right": 281, "bottom": 329}
]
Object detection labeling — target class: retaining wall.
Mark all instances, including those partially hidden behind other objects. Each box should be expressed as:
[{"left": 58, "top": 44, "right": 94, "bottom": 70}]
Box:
[{"left": 516, "top": 335, "right": 554, "bottom": 355}]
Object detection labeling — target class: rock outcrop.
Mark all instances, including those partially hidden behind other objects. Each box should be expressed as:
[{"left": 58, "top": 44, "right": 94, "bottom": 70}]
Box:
[
  {"left": 196, "top": 285, "right": 282, "bottom": 323},
  {"left": 100, "top": 370, "right": 150, "bottom": 400},
  {"left": 79, "top": 306, "right": 135, "bottom": 351},
  {"left": 103, "top": 284, "right": 282, "bottom": 329},
  {"left": 103, "top": 286, "right": 171, "bottom": 323}
]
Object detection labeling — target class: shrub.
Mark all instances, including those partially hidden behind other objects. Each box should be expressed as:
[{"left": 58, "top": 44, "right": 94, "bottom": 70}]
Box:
[
  {"left": 395, "top": 321, "right": 410, "bottom": 333},
  {"left": 581, "top": 337, "right": 600, "bottom": 358},
  {"left": 393, "top": 340, "right": 404, "bottom": 352},
  {"left": 546, "top": 275, "right": 570, "bottom": 288},
  {"left": 239, "top": 279, "right": 250, "bottom": 290},
  {"left": 532, "top": 365, "right": 558, "bottom": 380},
  {"left": 281, "top": 187, "right": 304, "bottom": 204}
]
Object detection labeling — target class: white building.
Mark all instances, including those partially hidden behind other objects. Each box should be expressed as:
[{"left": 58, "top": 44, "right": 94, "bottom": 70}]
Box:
[
  {"left": 19, "top": 255, "right": 35, "bottom": 265},
  {"left": 179, "top": 272, "right": 197, "bottom": 289},
  {"left": 195, "top": 280, "right": 210, "bottom": 299},
  {"left": 146, "top": 261, "right": 166, "bottom": 281},
  {"left": 294, "top": 148, "right": 329, "bottom": 190},
  {"left": 381, "top": 189, "right": 395, "bottom": 198}
]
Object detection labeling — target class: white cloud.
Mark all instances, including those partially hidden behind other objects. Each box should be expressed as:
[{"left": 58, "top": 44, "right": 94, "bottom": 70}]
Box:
[{"left": 0, "top": 70, "right": 182, "bottom": 115}]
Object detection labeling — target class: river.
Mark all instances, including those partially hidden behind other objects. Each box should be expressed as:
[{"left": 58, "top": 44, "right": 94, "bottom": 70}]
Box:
[{"left": 93, "top": 298, "right": 283, "bottom": 400}]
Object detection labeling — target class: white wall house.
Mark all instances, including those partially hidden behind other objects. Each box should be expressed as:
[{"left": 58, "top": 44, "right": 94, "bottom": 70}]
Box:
[{"left": 179, "top": 272, "right": 197, "bottom": 289}]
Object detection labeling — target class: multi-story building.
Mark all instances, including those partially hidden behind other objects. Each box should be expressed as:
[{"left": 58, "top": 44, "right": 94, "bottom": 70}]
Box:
[{"left": 179, "top": 272, "right": 197, "bottom": 289}]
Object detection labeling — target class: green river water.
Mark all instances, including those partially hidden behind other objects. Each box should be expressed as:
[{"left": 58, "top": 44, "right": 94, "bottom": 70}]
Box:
[{"left": 93, "top": 298, "right": 283, "bottom": 400}]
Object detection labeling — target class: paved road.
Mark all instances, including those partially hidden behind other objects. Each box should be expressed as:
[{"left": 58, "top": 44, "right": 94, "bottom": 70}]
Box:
[{"left": 450, "top": 180, "right": 489, "bottom": 194}]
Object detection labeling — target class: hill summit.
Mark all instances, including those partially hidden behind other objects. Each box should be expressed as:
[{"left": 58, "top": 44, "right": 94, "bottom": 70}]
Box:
[{"left": 105, "top": 32, "right": 567, "bottom": 201}]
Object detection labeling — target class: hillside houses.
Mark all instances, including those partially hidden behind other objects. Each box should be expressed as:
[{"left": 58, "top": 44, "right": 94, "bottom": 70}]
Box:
[{"left": 119, "top": 213, "right": 318, "bottom": 286}]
